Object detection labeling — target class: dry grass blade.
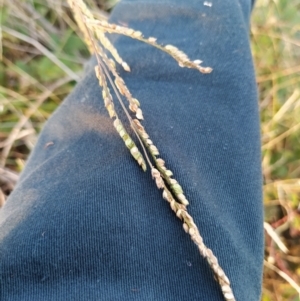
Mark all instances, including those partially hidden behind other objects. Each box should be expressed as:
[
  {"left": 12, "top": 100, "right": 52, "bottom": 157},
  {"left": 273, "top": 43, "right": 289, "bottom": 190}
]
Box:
[
  {"left": 0, "top": 166, "right": 19, "bottom": 207},
  {"left": 0, "top": 0, "right": 4, "bottom": 61},
  {"left": 264, "top": 260, "right": 300, "bottom": 298},
  {"left": 0, "top": 76, "right": 73, "bottom": 166},
  {"left": 264, "top": 222, "right": 289, "bottom": 254},
  {"left": 0, "top": 166, "right": 18, "bottom": 183},
  {"left": 2, "top": 26, "right": 80, "bottom": 82}
]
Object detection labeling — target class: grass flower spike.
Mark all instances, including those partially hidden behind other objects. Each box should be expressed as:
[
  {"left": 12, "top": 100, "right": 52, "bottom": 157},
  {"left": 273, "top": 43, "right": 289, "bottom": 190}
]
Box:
[{"left": 67, "top": 1, "right": 235, "bottom": 300}]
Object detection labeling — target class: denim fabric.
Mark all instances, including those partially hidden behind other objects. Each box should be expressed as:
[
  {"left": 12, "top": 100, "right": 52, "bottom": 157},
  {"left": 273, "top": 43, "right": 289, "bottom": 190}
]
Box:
[{"left": 0, "top": 0, "right": 263, "bottom": 300}]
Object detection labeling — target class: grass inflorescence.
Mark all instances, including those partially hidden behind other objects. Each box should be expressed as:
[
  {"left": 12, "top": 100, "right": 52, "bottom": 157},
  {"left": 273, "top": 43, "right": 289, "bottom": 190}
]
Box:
[
  {"left": 66, "top": 0, "right": 236, "bottom": 299},
  {"left": 0, "top": 0, "right": 299, "bottom": 300}
]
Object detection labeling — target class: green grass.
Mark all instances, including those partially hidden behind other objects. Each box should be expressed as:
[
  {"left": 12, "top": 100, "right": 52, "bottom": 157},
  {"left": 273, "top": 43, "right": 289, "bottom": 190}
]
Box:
[{"left": 0, "top": 0, "right": 299, "bottom": 299}]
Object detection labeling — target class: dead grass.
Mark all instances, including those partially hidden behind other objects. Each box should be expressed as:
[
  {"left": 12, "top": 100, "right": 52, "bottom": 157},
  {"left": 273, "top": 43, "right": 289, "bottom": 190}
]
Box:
[{"left": 251, "top": 0, "right": 300, "bottom": 300}]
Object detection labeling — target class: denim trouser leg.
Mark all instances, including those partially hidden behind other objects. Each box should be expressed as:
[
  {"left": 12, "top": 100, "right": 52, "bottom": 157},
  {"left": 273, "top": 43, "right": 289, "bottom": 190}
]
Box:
[{"left": 0, "top": 1, "right": 263, "bottom": 300}]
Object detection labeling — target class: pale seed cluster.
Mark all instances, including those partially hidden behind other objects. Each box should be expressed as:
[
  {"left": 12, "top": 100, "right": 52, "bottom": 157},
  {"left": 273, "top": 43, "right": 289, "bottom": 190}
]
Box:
[
  {"left": 96, "top": 32, "right": 131, "bottom": 72},
  {"left": 95, "top": 66, "right": 115, "bottom": 118},
  {"left": 93, "top": 40, "right": 144, "bottom": 123},
  {"left": 113, "top": 119, "right": 146, "bottom": 171},
  {"left": 181, "top": 214, "right": 236, "bottom": 301},
  {"left": 158, "top": 172, "right": 236, "bottom": 301},
  {"left": 68, "top": 2, "right": 235, "bottom": 301},
  {"left": 85, "top": 19, "right": 213, "bottom": 74},
  {"left": 133, "top": 119, "right": 189, "bottom": 206}
]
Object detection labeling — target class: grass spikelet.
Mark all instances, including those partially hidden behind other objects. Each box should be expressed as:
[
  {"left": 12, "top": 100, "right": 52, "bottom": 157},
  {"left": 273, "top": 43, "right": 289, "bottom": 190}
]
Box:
[
  {"left": 113, "top": 119, "right": 147, "bottom": 171},
  {"left": 95, "top": 66, "right": 115, "bottom": 118},
  {"left": 96, "top": 32, "right": 130, "bottom": 72}
]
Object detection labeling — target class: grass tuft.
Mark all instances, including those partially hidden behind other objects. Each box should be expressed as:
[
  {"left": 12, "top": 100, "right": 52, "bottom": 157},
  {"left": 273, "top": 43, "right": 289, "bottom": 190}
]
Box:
[{"left": 251, "top": 0, "right": 300, "bottom": 300}]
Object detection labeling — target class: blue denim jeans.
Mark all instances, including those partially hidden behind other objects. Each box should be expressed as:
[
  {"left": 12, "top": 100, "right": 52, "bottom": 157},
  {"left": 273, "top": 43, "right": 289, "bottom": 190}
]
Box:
[{"left": 0, "top": 0, "right": 263, "bottom": 300}]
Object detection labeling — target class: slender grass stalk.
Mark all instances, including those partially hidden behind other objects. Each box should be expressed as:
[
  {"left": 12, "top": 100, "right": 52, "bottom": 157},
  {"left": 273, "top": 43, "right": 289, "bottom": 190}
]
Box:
[{"left": 67, "top": 1, "right": 235, "bottom": 300}]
